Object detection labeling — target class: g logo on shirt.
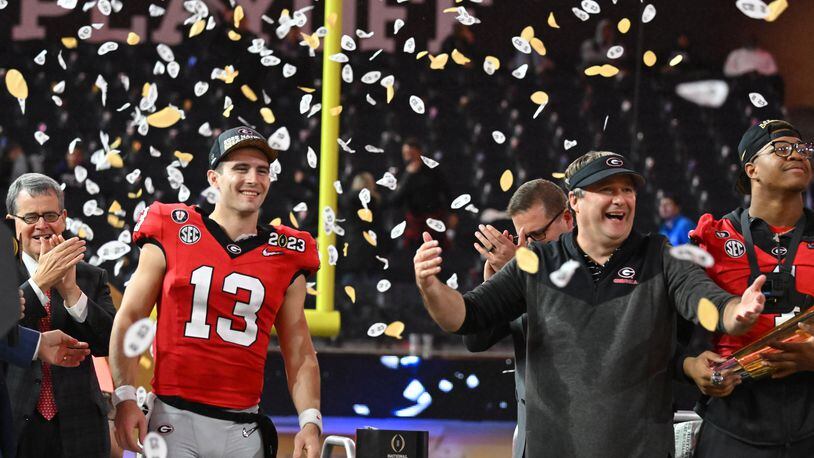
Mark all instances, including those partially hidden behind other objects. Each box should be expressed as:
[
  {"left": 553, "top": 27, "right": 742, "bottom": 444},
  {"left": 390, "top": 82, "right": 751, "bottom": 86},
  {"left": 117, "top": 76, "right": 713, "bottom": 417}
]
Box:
[
  {"left": 617, "top": 267, "right": 636, "bottom": 279},
  {"left": 771, "top": 246, "right": 788, "bottom": 257},
  {"left": 724, "top": 240, "right": 745, "bottom": 258},
  {"left": 715, "top": 231, "right": 730, "bottom": 239}
]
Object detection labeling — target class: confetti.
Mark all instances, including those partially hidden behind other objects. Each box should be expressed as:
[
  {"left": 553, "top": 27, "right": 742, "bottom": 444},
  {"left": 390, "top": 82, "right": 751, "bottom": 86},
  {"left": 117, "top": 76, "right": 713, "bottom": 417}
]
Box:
[
  {"left": 97, "top": 41, "right": 119, "bottom": 56},
  {"left": 361, "top": 71, "right": 381, "bottom": 84},
  {"left": 446, "top": 273, "right": 458, "bottom": 289},
  {"left": 530, "top": 38, "right": 546, "bottom": 56},
  {"left": 357, "top": 209, "right": 373, "bottom": 222},
  {"left": 581, "top": 0, "right": 600, "bottom": 14},
  {"left": 344, "top": 286, "right": 356, "bottom": 303},
  {"left": 547, "top": 12, "right": 560, "bottom": 28},
  {"left": 340, "top": 35, "right": 356, "bottom": 51},
  {"left": 123, "top": 318, "right": 155, "bottom": 357},
  {"left": 512, "top": 64, "right": 528, "bottom": 79},
  {"left": 516, "top": 247, "right": 539, "bottom": 274},
  {"left": 549, "top": 259, "right": 579, "bottom": 287},
  {"left": 376, "top": 280, "right": 391, "bottom": 293},
  {"left": 367, "top": 323, "right": 387, "bottom": 337},
  {"left": 618, "top": 18, "right": 631, "bottom": 34},
  {"left": 363, "top": 230, "right": 378, "bottom": 246},
  {"left": 426, "top": 218, "right": 446, "bottom": 232},
  {"left": 403, "top": 38, "right": 415, "bottom": 54},
  {"left": 765, "top": 0, "right": 788, "bottom": 21},
  {"left": 642, "top": 4, "right": 657, "bottom": 23},
  {"left": 390, "top": 220, "right": 406, "bottom": 238},
  {"left": 5, "top": 69, "right": 28, "bottom": 100},
  {"left": 670, "top": 55, "right": 683, "bottom": 66},
  {"left": 394, "top": 18, "right": 405, "bottom": 34},
  {"left": 451, "top": 194, "right": 471, "bottom": 209},
  {"left": 34, "top": 131, "right": 49, "bottom": 145},
  {"left": 328, "top": 245, "right": 338, "bottom": 266},
  {"left": 268, "top": 126, "right": 291, "bottom": 151},
  {"left": 512, "top": 36, "right": 531, "bottom": 54},
  {"left": 643, "top": 51, "right": 657, "bottom": 67},
  {"left": 78, "top": 25, "right": 92, "bottom": 40},
  {"left": 697, "top": 298, "right": 719, "bottom": 332},
  {"left": 147, "top": 106, "right": 183, "bottom": 128},
  {"left": 34, "top": 50, "right": 46, "bottom": 65},
  {"left": 409, "top": 95, "right": 425, "bottom": 114},
  {"left": 329, "top": 53, "right": 348, "bottom": 63},
  {"left": 260, "top": 107, "right": 275, "bottom": 124},
  {"left": 564, "top": 139, "right": 577, "bottom": 150},
  {"left": 572, "top": 8, "right": 590, "bottom": 21},
  {"left": 429, "top": 53, "right": 449, "bottom": 70},
  {"left": 342, "top": 64, "right": 353, "bottom": 83},
  {"left": 97, "top": 240, "right": 131, "bottom": 261},
  {"left": 420, "top": 156, "right": 439, "bottom": 168},
  {"left": 749, "top": 92, "right": 768, "bottom": 107},
  {"left": 669, "top": 244, "right": 715, "bottom": 268},
  {"left": 385, "top": 321, "right": 405, "bottom": 339},
  {"left": 143, "top": 432, "right": 168, "bottom": 458},
  {"left": 492, "top": 131, "right": 506, "bottom": 144},
  {"left": 282, "top": 64, "right": 297, "bottom": 78},
  {"left": 483, "top": 56, "right": 500, "bottom": 75},
  {"left": 607, "top": 46, "right": 624, "bottom": 60},
  {"left": 57, "top": 0, "right": 77, "bottom": 8},
  {"left": 306, "top": 147, "right": 317, "bottom": 168},
  {"left": 500, "top": 170, "right": 514, "bottom": 191}
]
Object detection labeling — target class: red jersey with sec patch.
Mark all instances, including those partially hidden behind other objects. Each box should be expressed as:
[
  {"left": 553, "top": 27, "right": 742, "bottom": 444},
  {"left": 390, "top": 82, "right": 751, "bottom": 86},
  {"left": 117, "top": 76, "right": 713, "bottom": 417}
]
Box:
[
  {"left": 690, "top": 209, "right": 814, "bottom": 358},
  {"left": 133, "top": 202, "right": 319, "bottom": 409}
]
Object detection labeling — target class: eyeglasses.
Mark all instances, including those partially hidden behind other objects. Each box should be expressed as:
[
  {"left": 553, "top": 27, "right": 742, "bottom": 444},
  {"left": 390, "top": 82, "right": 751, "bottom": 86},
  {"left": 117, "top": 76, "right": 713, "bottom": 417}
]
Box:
[
  {"left": 764, "top": 141, "right": 814, "bottom": 160},
  {"left": 513, "top": 207, "right": 566, "bottom": 244},
  {"left": 9, "top": 212, "right": 61, "bottom": 225}
]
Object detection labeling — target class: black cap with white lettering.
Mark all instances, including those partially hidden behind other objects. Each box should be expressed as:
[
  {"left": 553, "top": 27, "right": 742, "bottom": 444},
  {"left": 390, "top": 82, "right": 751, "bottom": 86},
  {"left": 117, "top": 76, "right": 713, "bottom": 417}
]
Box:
[
  {"left": 736, "top": 120, "right": 801, "bottom": 194},
  {"left": 565, "top": 153, "right": 645, "bottom": 191},
  {"left": 209, "top": 127, "right": 277, "bottom": 169}
]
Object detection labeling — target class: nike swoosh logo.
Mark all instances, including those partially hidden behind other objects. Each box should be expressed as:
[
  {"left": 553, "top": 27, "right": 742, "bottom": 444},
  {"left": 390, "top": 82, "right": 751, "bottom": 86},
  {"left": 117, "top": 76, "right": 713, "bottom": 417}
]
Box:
[{"left": 262, "top": 249, "right": 283, "bottom": 257}]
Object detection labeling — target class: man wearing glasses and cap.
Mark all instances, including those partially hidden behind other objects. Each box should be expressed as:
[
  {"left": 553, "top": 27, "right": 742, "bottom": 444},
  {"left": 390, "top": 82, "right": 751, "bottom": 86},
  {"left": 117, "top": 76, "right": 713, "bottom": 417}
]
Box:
[
  {"left": 415, "top": 151, "right": 768, "bottom": 457},
  {"left": 465, "top": 179, "right": 574, "bottom": 458},
  {"left": 110, "top": 127, "right": 322, "bottom": 458},
  {"left": 682, "top": 120, "right": 814, "bottom": 456}
]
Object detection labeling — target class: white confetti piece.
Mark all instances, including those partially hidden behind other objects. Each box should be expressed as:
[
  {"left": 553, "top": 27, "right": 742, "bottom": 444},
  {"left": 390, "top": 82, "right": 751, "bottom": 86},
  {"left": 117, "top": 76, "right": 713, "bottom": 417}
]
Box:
[
  {"left": 261, "top": 55, "right": 281, "bottom": 67},
  {"left": 136, "top": 386, "right": 147, "bottom": 408},
  {"left": 380, "top": 75, "right": 395, "bottom": 87},
  {"left": 178, "top": 184, "right": 190, "bottom": 202},
  {"left": 735, "top": 0, "right": 769, "bottom": 19},
  {"left": 492, "top": 131, "right": 506, "bottom": 144},
  {"left": 512, "top": 64, "right": 528, "bottom": 79},
  {"left": 409, "top": 95, "right": 425, "bottom": 114},
  {"left": 307, "top": 147, "right": 318, "bottom": 168},
  {"left": 74, "top": 165, "right": 88, "bottom": 183},
  {"left": 426, "top": 218, "right": 446, "bottom": 232},
  {"left": 511, "top": 36, "right": 531, "bottom": 54},
  {"left": 376, "top": 279, "right": 391, "bottom": 292},
  {"left": 34, "top": 131, "right": 49, "bottom": 145},
  {"left": 356, "top": 29, "right": 374, "bottom": 39},
  {"left": 366, "top": 94, "right": 377, "bottom": 105},
  {"left": 57, "top": 0, "right": 78, "bottom": 8},
  {"left": 299, "top": 94, "right": 312, "bottom": 114},
  {"left": 550, "top": 259, "right": 580, "bottom": 288},
  {"left": 446, "top": 273, "right": 458, "bottom": 289},
  {"left": 123, "top": 318, "right": 155, "bottom": 357},
  {"left": 669, "top": 244, "right": 715, "bottom": 268},
  {"left": 329, "top": 53, "right": 349, "bottom": 63},
  {"left": 451, "top": 194, "right": 471, "bottom": 209},
  {"left": 53, "top": 80, "right": 65, "bottom": 94},
  {"left": 340, "top": 35, "right": 356, "bottom": 51},
  {"left": 342, "top": 64, "right": 353, "bottom": 83},
  {"left": 34, "top": 50, "right": 47, "bottom": 65},
  {"left": 97, "top": 240, "right": 131, "bottom": 261},
  {"left": 390, "top": 221, "right": 406, "bottom": 238},
  {"left": 328, "top": 245, "right": 338, "bottom": 266},
  {"left": 97, "top": 0, "right": 111, "bottom": 16},
  {"left": 282, "top": 64, "right": 297, "bottom": 78},
  {"left": 377, "top": 172, "right": 397, "bottom": 190},
  {"left": 78, "top": 25, "right": 92, "bottom": 40},
  {"left": 125, "top": 169, "right": 141, "bottom": 184},
  {"left": 365, "top": 145, "right": 384, "bottom": 153},
  {"left": 353, "top": 404, "right": 370, "bottom": 416},
  {"left": 333, "top": 180, "right": 343, "bottom": 194},
  {"left": 368, "top": 323, "right": 387, "bottom": 337},
  {"left": 572, "top": 7, "right": 590, "bottom": 21},
  {"left": 749, "top": 92, "right": 768, "bottom": 107},
  {"left": 642, "top": 4, "right": 657, "bottom": 23},
  {"left": 143, "top": 432, "right": 167, "bottom": 458},
  {"left": 359, "top": 189, "right": 371, "bottom": 208},
  {"left": 564, "top": 139, "right": 577, "bottom": 150},
  {"left": 420, "top": 156, "right": 439, "bottom": 168},
  {"left": 268, "top": 126, "right": 291, "bottom": 151},
  {"left": 82, "top": 199, "right": 102, "bottom": 217},
  {"left": 607, "top": 46, "right": 624, "bottom": 59},
  {"left": 97, "top": 41, "right": 118, "bottom": 56},
  {"left": 167, "top": 61, "right": 180, "bottom": 78},
  {"left": 361, "top": 71, "right": 382, "bottom": 84},
  {"left": 376, "top": 256, "right": 390, "bottom": 270},
  {"left": 337, "top": 137, "right": 356, "bottom": 153},
  {"left": 581, "top": 0, "right": 600, "bottom": 14},
  {"left": 403, "top": 38, "right": 415, "bottom": 54}
]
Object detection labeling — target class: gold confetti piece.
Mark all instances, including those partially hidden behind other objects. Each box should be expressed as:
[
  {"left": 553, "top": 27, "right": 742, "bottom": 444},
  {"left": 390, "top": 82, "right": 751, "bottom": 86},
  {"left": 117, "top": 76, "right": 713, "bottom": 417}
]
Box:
[
  {"left": 429, "top": 53, "right": 449, "bottom": 70},
  {"left": 110, "top": 137, "right": 122, "bottom": 149},
  {"left": 61, "top": 37, "right": 78, "bottom": 49},
  {"left": 643, "top": 50, "right": 657, "bottom": 67},
  {"left": 521, "top": 26, "right": 535, "bottom": 41},
  {"left": 223, "top": 104, "right": 233, "bottom": 118},
  {"left": 669, "top": 55, "right": 683, "bottom": 67},
  {"left": 598, "top": 64, "right": 620, "bottom": 77},
  {"left": 269, "top": 217, "right": 282, "bottom": 226},
  {"left": 451, "top": 49, "right": 470, "bottom": 65},
  {"left": 306, "top": 286, "right": 318, "bottom": 296},
  {"left": 174, "top": 151, "right": 193, "bottom": 165},
  {"left": 485, "top": 56, "right": 501, "bottom": 72},
  {"left": 289, "top": 211, "right": 299, "bottom": 228},
  {"left": 126, "top": 32, "right": 141, "bottom": 45},
  {"left": 228, "top": 30, "right": 242, "bottom": 41},
  {"left": 766, "top": 0, "right": 788, "bottom": 22},
  {"left": 139, "top": 355, "right": 152, "bottom": 370},
  {"left": 416, "top": 51, "right": 429, "bottom": 60},
  {"left": 108, "top": 200, "right": 122, "bottom": 214},
  {"left": 345, "top": 285, "right": 356, "bottom": 303},
  {"left": 584, "top": 65, "right": 602, "bottom": 76},
  {"left": 218, "top": 65, "right": 239, "bottom": 84},
  {"left": 189, "top": 19, "right": 205, "bottom": 38},
  {"left": 530, "top": 91, "right": 549, "bottom": 105},
  {"left": 385, "top": 321, "right": 405, "bottom": 339},
  {"left": 141, "top": 82, "right": 152, "bottom": 97},
  {"left": 363, "top": 230, "right": 377, "bottom": 247},
  {"left": 357, "top": 208, "right": 373, "bottom": 223},
  {"left": 146, "top": 106, "right": 182, "bottom": 128},
  {"left": 106, "top": 152, "right": 123, "bottom": 168},
  {"left": 442, "top": 7, "right": 458, "bottom": 13},
  {"left": 298, "top": 86, "right": 316, "bottom": 93},
  {"left": 77, "top": 226, "right": 90, "bottom": 239},
  {"left": 300, "top": 32, "right": 319, "bottom": 49},
  {"left": 107, "top": 214, "right": 125, "bottom": 229},
  {"left": 5, "top": 69, "right": 28, "bottom": 99},
  {"left": 234, "top": 5, "right": 244, "bottom": 28},
  {"left": 499, "top": 169, "right": 514, "bottom": 192},
  {"left": 260, "top": 107, "right": 275, "bottom": 124},
  {"left": 547, "top": 12, "right": 560, "bottom": 28},
  {"left": 618, "top": 18, "right": 631, "bottom": 34},
  {"left": 240, "top": 84, "right": 258, "bottom": 102},
  {"left": 698, "top": 298, "right": 719, "bottom": 332},
  {"left": 551, "top": 172, "right": 565, "bottom": 179},
  {"left": 342, "top": 242, "right": 349, "bottom": 257},
  {"left": 530, "top": 38, "right": 546, "bottom": 56},
  {"left": 516, "top": 247, "right": 539, "bottom": 274},
  {"left": 128, "top": 189, "right": 143, "bottom": 199},
  {"left": 330, "top": 106, "right": 343, "bottom": 116},
  {"left": 386, "top": 85, "right": 395, "bottom": 103}
]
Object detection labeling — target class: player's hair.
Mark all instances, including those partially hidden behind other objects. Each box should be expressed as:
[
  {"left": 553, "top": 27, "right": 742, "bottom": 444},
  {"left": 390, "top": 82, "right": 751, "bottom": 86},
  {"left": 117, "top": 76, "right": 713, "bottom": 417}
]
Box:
[
  {"left": 564, "top": 151, "right": 617, "bottom": 200},
  {"left": 507, "top": 179, "right": 567, "bottom": 218},
  {"left": 6, "top": 173, "right": 64, "bottom": 215},
  {"left": 661, "top": 192, "right": 682, "bottom": 208}
]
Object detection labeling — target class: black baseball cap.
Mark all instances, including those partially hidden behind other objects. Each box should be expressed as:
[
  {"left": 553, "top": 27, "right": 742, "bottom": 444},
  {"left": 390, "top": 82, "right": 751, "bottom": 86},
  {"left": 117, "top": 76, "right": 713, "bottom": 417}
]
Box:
[
  {"left": 736, "top": 120, "right": 802, "bottom": 194},
  {"left": 565, "top": 153, "right": 645, "bottom": 191},
  {"left": 209, "top": 127, "right": 277, "bottom": 169}
]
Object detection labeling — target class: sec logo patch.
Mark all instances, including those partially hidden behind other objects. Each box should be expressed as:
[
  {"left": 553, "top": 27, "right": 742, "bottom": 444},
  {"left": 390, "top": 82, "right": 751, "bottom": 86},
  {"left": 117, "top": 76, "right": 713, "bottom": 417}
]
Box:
[
  {"left": 724, "top": 239, "right": 745, "bottom": 258},
  {"left": 179, "top": 225, "right": 201, "bottom": 245}
]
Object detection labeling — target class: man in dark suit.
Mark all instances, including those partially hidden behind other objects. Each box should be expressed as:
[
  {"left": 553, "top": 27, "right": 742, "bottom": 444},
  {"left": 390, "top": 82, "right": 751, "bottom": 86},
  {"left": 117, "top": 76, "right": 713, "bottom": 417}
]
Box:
[
  {"left": 5, "top": 173, "right": 116, "bottom": 458},
  {"left": 465, "top": 179, "right": 574, "bottom": 458}
]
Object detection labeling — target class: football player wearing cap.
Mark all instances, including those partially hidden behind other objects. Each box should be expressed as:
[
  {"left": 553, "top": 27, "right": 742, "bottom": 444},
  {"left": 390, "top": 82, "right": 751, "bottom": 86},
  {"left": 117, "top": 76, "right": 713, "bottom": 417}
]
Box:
[
  {"left": 110, "top": 127, "right": 322, "bottom": 458},
  {"left": 682, "top": 120, "right": 814, "bottom": 456},
  {"left": 415, "top": 151, "right": 767, "bottom": 457}
]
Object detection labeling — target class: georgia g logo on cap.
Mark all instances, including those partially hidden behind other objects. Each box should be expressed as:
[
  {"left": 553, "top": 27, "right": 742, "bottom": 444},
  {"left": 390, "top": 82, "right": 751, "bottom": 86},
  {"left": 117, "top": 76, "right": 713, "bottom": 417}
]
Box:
[{"left": 606, "top": 157, "right": 624, "bottom": 167}]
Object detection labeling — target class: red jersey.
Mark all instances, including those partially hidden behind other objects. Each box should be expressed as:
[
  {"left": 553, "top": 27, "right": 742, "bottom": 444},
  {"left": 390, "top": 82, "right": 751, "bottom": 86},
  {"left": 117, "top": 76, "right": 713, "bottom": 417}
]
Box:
[
  {"left": 690, "top": 210, "right": 814, "bottom": 358},
  {"left": 133, "top": 202, "right": 319, "bottom": 409}
]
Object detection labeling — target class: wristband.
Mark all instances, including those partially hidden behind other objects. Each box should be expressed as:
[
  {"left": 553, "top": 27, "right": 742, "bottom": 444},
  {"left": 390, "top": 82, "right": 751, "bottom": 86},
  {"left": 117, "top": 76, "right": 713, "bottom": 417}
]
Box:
[
  {"left": 113, "top": 385, "right": 137, "bottom": 406},
  {"left": 298, "top": 408, "right": 323, "bottom": 434}
]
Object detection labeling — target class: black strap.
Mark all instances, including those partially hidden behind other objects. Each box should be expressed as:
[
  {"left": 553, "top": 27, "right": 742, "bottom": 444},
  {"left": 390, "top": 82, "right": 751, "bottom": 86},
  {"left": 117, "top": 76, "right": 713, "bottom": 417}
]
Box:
[{"left": 740, "top": 210, "right": 805, "bottom": 279}]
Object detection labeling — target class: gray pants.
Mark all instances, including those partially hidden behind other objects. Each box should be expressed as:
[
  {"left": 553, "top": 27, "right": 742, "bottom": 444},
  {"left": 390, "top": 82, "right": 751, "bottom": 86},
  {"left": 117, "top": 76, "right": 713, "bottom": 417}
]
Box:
[{"left": 147, "top": 397, "right": 263, "bottom": 458}]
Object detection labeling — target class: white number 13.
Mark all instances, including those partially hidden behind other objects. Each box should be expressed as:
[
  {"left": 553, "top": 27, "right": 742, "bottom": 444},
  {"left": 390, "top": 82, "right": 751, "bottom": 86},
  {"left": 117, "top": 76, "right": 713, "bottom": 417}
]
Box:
[{"left": 184, "top": 266, "right": 265, "bottom": 347}]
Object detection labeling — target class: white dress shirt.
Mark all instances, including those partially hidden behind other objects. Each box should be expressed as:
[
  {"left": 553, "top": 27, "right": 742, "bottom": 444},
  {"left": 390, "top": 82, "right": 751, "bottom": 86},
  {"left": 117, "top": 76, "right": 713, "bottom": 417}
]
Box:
[{"left": 22, "top": 251, "right": 88, "bottom": 323}]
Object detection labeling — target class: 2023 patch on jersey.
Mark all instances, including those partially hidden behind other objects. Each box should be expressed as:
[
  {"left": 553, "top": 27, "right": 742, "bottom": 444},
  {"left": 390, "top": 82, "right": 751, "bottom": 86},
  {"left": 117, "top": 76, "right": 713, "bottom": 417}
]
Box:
[{"left": 133, "top": 202, "right": 319, "bottom": 409}]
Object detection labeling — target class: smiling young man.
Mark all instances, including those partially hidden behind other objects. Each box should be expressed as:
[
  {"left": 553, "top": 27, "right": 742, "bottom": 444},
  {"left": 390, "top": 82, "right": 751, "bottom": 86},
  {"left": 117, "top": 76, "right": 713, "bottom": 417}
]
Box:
[
  {"left": 682, "top": 120, "right": 814, "bottom": 456},
  {"left": 414, "top": 151, "right": 768, "bottom": 457},
  {"left": 110, "top": 127, "right": 322, "bottom": 458}
]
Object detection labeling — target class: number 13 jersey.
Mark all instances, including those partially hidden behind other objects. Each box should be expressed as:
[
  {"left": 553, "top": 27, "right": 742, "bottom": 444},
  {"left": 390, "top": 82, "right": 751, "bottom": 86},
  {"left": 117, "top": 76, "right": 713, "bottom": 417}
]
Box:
[{"left": 133, "top": 202, "right": 320, "bottom": 409}]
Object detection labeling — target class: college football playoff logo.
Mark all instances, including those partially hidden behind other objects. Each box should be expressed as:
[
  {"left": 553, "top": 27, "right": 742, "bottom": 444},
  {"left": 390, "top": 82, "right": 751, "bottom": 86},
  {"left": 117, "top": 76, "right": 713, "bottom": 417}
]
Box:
[
  {"left": 715, "top": 231, "right": 730, "bottom": 239},
  {"left": 390, "top": 434, "right": 406, "bottom": 453},
  {"left": 179, "top": 225, "right": 201, "bottom": 245},
  {"left": 724, "top": 239, "right": 745, "bottom": 258},
  {"left": 171, "top": 209, "right": 189, "bottom": 223}
]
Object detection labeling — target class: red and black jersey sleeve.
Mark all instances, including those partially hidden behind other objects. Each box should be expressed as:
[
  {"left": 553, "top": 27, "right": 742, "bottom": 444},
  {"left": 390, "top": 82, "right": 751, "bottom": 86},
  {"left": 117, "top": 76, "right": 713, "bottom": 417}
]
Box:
[{"left": 133, "top": 201, "right": 166, "bottom": 249}]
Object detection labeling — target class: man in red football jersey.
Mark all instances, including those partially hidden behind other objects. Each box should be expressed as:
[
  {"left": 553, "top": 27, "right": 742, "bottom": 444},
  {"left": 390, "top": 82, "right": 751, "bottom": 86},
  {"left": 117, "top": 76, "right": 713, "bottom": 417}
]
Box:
[
  {"left": 683, "top": 120, "right": 814, "bottom": 456},
  {"left": 110, "top": 127, "right": 321, "bottom": 458}
]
